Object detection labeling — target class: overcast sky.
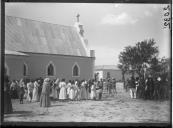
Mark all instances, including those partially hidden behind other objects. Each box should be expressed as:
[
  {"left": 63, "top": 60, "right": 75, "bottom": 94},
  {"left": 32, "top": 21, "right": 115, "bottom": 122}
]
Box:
[{"left": 5, "top": 3, "right": 170, "bottom": 66}]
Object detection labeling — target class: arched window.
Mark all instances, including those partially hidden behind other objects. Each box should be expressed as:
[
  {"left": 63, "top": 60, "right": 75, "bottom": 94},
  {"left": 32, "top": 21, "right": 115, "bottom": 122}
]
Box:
[
  {"left": 72, "top": 63, "right": 80, "bottom": 77},
  {"left": 47, "top": 63, "right": 54, "bottom": 76},
  {"left": 23, "top": 63, "right": 28, "bottom": 76}
]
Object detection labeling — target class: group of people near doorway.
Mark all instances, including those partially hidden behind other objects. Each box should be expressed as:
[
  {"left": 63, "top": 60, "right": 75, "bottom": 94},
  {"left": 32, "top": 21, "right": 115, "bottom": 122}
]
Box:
[
  {"left": 125, "top": 75, "right": 170, "bottom": 100},
  {"left": 4, "top": 75, "right": 105, "bottom": 114}
]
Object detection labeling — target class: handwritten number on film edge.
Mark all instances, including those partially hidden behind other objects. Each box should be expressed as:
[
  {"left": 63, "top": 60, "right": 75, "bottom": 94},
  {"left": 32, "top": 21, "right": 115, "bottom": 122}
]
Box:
[{"left": 163, "top": 5, "right": 171, "bottom": 29}]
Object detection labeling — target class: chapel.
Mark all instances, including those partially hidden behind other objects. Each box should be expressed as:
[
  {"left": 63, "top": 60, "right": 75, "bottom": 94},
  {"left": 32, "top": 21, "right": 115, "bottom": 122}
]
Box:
[{"left": 5, "top": 14, "right": 95, "bottom": 80}]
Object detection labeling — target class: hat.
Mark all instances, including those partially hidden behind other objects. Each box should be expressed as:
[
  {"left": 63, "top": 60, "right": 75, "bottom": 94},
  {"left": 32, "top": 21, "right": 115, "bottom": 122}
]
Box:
[{"left": 44, "top": 78, "right": 50, "bottom": 83}]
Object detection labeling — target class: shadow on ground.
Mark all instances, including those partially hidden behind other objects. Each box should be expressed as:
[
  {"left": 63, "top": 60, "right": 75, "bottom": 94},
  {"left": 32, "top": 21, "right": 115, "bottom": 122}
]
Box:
[{"left": 4, "top": 111, "right": 33, "bottom": 118}]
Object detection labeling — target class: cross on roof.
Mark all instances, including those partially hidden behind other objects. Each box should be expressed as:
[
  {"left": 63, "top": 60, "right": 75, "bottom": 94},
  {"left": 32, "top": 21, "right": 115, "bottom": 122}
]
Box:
[{"left": 76, "top": 14, "right": 80, "bottom": 22}]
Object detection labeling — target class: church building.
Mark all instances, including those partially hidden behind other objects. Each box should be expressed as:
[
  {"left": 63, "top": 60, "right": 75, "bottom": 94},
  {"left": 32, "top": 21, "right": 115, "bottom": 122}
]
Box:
[{"left": 5, "top": 15, "right": 95, "bottom": 81}]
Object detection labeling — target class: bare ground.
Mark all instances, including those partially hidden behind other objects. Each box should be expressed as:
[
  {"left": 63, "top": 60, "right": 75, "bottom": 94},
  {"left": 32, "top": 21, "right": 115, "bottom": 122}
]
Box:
[{"left": 4, "top": 83, "right": 170, "bottom": 123}]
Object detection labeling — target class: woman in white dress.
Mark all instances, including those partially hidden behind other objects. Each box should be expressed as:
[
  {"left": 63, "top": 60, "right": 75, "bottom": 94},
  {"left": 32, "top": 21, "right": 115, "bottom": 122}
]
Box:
[
  {"left": 59, "top": 79, "right": 67, "bottom": 101},
  {"left": 90, "top": 81, "right": 96, "bottom": 100},
  {"left": 32, "top": 80, "right": 39, "bottom": 102},
  {"left": 66, "top": 80, "right": 72, "bottom": 99},
  {"left": 27, "top": 80, "right": 34, "bottom": 103},
  {"left": 74, "top": 81, "right": 80, "bottom": 101},
  {"left": 69, "top": 80, "right": 75, "bottom": 100}
]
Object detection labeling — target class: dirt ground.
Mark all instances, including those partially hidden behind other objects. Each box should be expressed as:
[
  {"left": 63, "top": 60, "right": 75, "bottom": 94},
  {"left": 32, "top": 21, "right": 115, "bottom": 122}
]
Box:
[{"left": 4, "top": 83, "right": 170, "bottom": 123}]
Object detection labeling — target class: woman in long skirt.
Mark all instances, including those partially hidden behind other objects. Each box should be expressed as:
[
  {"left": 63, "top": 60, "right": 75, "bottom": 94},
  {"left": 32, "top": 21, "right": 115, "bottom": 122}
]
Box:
[
  {"left": 10, "top": 80, "right": 17, "bottom": 99},
  {"left": 19, "top": 79, "right": 25, "bottom": 104},
  {"left": 87, "top": 80, "right": 92, "bottom": 100},
  {"left": 32, "top": 80, "right": 39, "bottom": 102},
  {"left": 37, "top": 79, "right": 42, "bottom": 101},
  {"left": 59, "top": 79, "right": 67, "bottom": 101},
  {"left": 40, "top": 78, "right": 51, "bottom": 113},
  {"left": 50, "top": 80, "right": 55, "bottom": 98},
  {"left": 66, "top": 80, "right": 72, "bottom": 99},
  {"left": 90, "top": 81, "right": 96, "bottom": 100},
  {"left": 80, "top": 80, "right": 87, "bottom": 100},
  {"left": 4, "top": 75, "right": 13, "bottom": 114},
  {"left": 74, "top": 81, "right": 79, "bottom": 100},
  {"left": 54, "top": 78, "right": 60, "bottom": 99},
  {"left": 69, "top": 80, "right": 75, "bottom": 100},
  {"left": 50, "top": 80, "right": 56, "bottom": 100},
  {"left": 27, "top": 80, "right": 34, "bottom": 103},
  {"left": 96, "top": 81, "right": 103, "bottom": 100}
]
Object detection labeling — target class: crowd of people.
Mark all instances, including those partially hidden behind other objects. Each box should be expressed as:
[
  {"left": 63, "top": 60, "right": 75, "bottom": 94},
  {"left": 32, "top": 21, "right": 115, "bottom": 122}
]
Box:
[
  {"left": 4, "top": 76, "right": 105, "bottom": 114},
  {"left": 4, "top": 73, "right": 170, "bottom": 114},
  {"left": 125, "top": 75, "right": 170, "bottom": 100}
]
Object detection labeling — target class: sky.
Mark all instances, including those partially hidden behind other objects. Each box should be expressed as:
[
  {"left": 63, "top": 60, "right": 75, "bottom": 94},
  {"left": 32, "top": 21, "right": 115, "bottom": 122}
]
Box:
[{"left": 5, "top": 3, "right": 171, "bottom": 66}]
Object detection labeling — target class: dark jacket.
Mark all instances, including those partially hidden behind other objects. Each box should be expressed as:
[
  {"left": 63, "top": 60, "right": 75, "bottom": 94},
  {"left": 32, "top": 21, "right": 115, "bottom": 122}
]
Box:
[{"left": 130, "top": 77, "right": 136, "bottom": 88}]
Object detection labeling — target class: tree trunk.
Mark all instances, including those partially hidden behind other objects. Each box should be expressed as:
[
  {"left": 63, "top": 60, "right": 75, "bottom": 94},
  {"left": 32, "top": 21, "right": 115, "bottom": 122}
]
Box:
[{"left": 122, "top": 72, "right": 125, "bottom": 89}]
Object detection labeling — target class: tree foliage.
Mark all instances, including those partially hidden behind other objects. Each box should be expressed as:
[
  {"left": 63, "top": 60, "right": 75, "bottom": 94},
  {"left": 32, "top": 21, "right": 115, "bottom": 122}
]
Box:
[{"left": 118, "top": 39, "right": 159, "bottom": 79}]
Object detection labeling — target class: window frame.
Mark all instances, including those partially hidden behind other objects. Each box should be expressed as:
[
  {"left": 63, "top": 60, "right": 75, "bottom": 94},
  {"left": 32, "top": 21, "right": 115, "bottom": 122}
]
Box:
[
  {"left": 46, "top": 61, "right": 56, "bottom": 77},
  {"left": 23, "top": 63, "right": 28, "bottom": 77},
  {"left": 72, "top": 62, "right": 80, "bottom": 77}
]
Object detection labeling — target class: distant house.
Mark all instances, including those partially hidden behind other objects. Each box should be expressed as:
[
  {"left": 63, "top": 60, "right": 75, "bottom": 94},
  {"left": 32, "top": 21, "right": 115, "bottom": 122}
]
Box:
[
  {"left": 5, "top": 15, "right": 95, "bottom": 80},
  {"left": 95, "top": 65, "right": 122, "bottom": 81},
  {"left": 95, "top": 65, "right": 132, "bottom": 81}
]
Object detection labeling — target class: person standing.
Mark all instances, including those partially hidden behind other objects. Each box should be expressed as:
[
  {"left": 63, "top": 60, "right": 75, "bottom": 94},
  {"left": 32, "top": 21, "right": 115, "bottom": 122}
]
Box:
[
  {"left": 66, "top": 80, "right": 72, "bottom": 99},
  {"left": 51, "top": 79, "right": 58, "bottom": 100},
  {"left": 85, "top": 80, "right": 89, "bottom": 100},
  {"left": 80, "top": 80, "right": 87, "bottom": 100},
  {"left": 4, "top": 75, "right": 13, "bottom": 114},
  {"left": 18, "top": 79, "right": 25, "bottom": 104},
  {"left": 145, "top": 76, "right": 154, "bottom": 100},
  {"left": 32, "top": 80, "right": 39, "bottom": 102},
  {"left": 106, "top": 79, "right": 109, "bottom": 93},
  {"left": 10, "top": 80, "right": 17, "bottom": 99},
  {"left": 27, "top": 80, "right": 34, "bottom": 103},
  {"left": 15, "top": 80, "right": 19, "bottom": 99},
  {"left": 135, "top": 77, "right": 140, "bottom": 99},
  {"left": 98, "top": 81, "right": 103, "bottom": 100},
  {"left": 54, "top": 78, "right": 60, "bottom": 100},
  {"left": 112, "top": 78, "right": 117, "bottom": 94},
  {"left": 90, "top": 80, "right": 96, "bottom": 100},
  {"left": 40, "top": 78, "right": 51, "bottom": 114},
  {"left": 59, "top": 79, "right": 67, "bottom": 101},
  {"left": 69, "top": 80, "right": 75, "bottom": 100},
  {"left": 129, "top": 76, "right": 136, "bottom": 99},
  {"left": 37, "top": 79, "right": 42, "bottom": 101},
  {"left": 153, "top": 77, "right": 161, "bottom": 100},
  {"left": 74, "top": 80, "right": 80, "bottom": 101},
  {"left": 87, "top": 79, "right": 92, "bottom": 100},
  {"left": 108, "top": 79, "right": 112, "bottom": 96}
]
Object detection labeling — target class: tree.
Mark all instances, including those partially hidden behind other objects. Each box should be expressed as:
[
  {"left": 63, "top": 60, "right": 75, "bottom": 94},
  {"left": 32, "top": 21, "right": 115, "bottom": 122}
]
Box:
[
  {"left": 118, "top": 64, "right": 128, "bottom": 83},
  {"left": 118, "top": 39, "right": 159, "bottom": 79},
  {"left": 149, "top": 57, "right": 170, "bottom": 80}
]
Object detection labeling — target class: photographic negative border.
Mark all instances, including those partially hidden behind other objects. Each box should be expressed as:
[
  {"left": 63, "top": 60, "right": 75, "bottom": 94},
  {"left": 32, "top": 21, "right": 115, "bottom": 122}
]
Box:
[{"left": 1, "top": 0, "right": 172, "bottom": 127}]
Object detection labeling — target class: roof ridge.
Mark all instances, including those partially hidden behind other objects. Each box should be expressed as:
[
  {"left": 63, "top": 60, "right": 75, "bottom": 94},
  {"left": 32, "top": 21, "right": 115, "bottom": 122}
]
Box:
[{"left": 6, "top": 15, "right": 75, "bottom": 28}]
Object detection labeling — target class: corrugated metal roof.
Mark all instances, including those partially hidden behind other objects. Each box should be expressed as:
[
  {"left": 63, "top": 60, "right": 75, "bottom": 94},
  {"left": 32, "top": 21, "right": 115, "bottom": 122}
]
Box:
[
  {"left": 5, "top": 50, "right": 29, "bottom": 56},
  {"left": 95, "top": 65, "right": 119, "bottom": 70},
  {"left": 5, "top": 16, "right": 88, "bottom": 56}
]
